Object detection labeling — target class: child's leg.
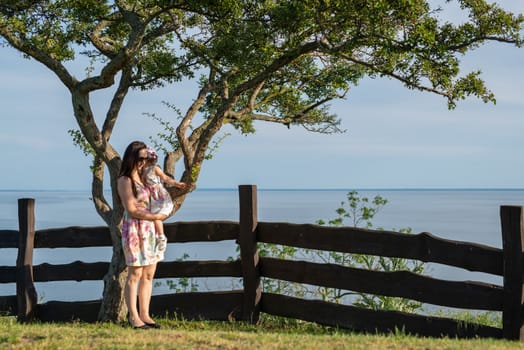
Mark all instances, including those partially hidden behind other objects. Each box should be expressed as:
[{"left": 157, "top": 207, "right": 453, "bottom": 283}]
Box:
[
  {"left": 154, "top": 220, "right": 164, "bottom": 236},
  {"left": 154, "top": 219, "right": 168, "bottom": 253}
]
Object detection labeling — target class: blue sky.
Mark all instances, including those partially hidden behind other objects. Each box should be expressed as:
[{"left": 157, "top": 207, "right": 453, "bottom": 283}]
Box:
[{"left": 1, "top": 1, "right": 524, "bottom": 190}]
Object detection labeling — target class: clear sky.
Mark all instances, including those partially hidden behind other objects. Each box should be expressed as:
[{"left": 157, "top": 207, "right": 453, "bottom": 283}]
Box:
[{"left": 1, "top": 1, "right": 524, "bottom": 190}]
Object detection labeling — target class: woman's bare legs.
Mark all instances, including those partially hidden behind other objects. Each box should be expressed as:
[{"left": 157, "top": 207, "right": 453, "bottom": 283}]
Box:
[
  {"left": 125, "top": 266, "right": 146, "bottom": 327},
  {"left": 138, "top": 263, "right": 158, "bottom": 324}
]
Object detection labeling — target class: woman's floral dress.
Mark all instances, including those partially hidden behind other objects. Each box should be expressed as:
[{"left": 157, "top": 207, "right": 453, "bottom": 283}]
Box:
[{"left": 121, "top": 182, "right": 166, "bottom": 266}]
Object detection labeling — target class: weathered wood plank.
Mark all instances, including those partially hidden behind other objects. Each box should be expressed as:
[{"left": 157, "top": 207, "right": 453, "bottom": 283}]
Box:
[
  {"left": 0, "top": 266, "right": 16, "bottom": 283},
  {"left": 261, "top": 293, "right": 502, "bottom": 339},
  {"left": 156, "top": 260, "right": 243, "bottom": 278},
  {"left": 500, "top": 206, "right": 524, "bottom": 340},
  {"left": 16, "top": 198, "right": 37, "bottom": 322},
  {"left": 33, "top": 261, "right": 109, "bottom": 282},
  {"left": 164, "top": 221, "right": 239, "bottom": 242},
  {"left": 33, "top": 221, "right": 239, "bottom": 248},
  {"left": 257, "top": 222, "right": 503, "bottom": 276},
  {"left": 150, "top": 290, "right": 243, "bottom": 321},
  {"left": 238, "top": 185, "right": 261, "bottom": 323},
  {"left": 0, "top": 295, "right": 17, "bottom": 314},
  {"left": 0, "top": 230, "right": 18, "bottom": 248},
  {"left": 36, "top": 292, "right": 244, "bottom": 323},
  {"left": 32, "top": 260, "right": 243, "bottom": 282},
  {"left": 260, "top": 257, "right": 503, "bottom": 311},
  {"left": 35, "top": 226, "right": 111, "bottom": 248},
  {"left": 38, "top": 300, "right": 101, "bottom": 322}
]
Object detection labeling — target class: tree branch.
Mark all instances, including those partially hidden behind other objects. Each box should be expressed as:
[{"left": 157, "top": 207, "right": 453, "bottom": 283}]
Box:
[
  {"left": 130, "top": 60, "right": 199, "bottom": 89},
  {"left": 229, "top": 80, "right": 265, "bottom": 117},
  {"left": 341, "top": 53, "right": 451, "bottom": 99},
  {"left": 233, "top": 40, "right": 322, "bottom": 95},
  {"left": 88, "top": 17, "right": 121, "bottom": 59},
  {"left": 78, "top": 8, "right": 145, "bottom": 93},
  {"left": 103, "top": 68, "right": 131, "bottom": 136},
  {"left": 91, "top": 155, "right": 111, "bottom": 224},
  {"left": 0, "top": 25, "right": 77, "bottom": 89},
  {"left": 176, "top": 69, "right": 216, "bottom": 169}
]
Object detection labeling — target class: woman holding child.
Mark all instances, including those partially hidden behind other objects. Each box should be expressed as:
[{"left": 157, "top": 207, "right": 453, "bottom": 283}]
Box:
[{"left": 117, "top": 141, "right": 185, "bottom": 329}]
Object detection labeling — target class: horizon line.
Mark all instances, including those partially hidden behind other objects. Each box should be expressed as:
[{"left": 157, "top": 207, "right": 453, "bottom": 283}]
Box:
[{"left": 1, "top": 187, "right": 524, "bottom": 192}]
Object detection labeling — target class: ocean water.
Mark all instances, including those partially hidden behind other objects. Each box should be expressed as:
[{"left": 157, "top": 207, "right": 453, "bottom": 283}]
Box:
[{"left": 1, "top": 188, "right": 523, "bottom": 306}]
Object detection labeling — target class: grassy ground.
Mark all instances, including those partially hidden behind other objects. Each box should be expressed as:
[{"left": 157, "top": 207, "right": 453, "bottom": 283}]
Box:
[{"left": 2, "top": 315, "right": 524, "bottom": 350}]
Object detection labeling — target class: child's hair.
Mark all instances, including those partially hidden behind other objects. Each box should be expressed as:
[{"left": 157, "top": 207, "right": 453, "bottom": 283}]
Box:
[{"left": 146, "top": 146, "right": 158, "bottom": 165}]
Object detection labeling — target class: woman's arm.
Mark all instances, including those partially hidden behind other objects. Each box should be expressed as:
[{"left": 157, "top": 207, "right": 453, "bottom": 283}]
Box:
[
  {"left": 154, "top": 166, "right": 186, "bottom": 189},
  {"left": 117, "top": 176, "right": 167, "bottom": 220}
]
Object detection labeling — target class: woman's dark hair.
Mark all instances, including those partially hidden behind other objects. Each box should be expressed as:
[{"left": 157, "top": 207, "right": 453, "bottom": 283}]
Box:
[{"left": 119, "top": 141, "right": 147, "bottom": 197}]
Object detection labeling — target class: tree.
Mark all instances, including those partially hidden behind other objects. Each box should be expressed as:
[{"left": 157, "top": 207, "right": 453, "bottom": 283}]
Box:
[{"left": 1, "top": 0, "right": 522, "bottom": 322}]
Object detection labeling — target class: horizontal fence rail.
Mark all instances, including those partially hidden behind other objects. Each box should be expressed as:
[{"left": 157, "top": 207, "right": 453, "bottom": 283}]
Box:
[
  {"left": 34, "top": 226, "right": 112, "bottom": 248},
  {"left": 1, "top": 187, "right": 523, "bottom": 340},
  {"left": 0, "top": 230, "right": 18, "bottom": 314},
  {"left": 156, "top": 260, "right": 243, "bottom": 279},
  {"left": 261, "top": 293, "right": 503, "bottom": 339},
  {"left": 0, "top": 266, "right": 16, "bottom": 283},
  {"left": 31, "top": 221, "right": 240, "bottom": 249},
  {"left": 35, "top": 291, "right": 245, "bottom": 323},
  {"left": 33, "top": 262, "right": 109, "bottom": 282},
  {"left": 0, "top": 295, "right": 17, "bottom": 315},
  {"left": 164, "top": 221, "right": 240, "bottom": 242},
  {"left": 260, "top": 257, "right": 504, "bottom": 311},
  {"left": 0, "top": 230, "right": 18, "bottom": 248},
  {"left": 257, "top": 222, "right": 503, "bottom": 276}
]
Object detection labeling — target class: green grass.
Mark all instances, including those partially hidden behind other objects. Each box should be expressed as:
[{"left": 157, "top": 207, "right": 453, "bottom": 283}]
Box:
[{"left": 1, "top": 315, "right": 524, "bottom": 350}]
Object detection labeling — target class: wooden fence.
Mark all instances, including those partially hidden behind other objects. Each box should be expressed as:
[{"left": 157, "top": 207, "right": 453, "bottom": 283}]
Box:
[{"left": 1, "top": 185, "right": 523, "bottom": 340}]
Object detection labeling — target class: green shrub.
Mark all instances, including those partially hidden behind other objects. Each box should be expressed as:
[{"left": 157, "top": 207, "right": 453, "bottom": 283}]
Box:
[{"left": 260, "top": 191, "right": 425, "bottom": 313}]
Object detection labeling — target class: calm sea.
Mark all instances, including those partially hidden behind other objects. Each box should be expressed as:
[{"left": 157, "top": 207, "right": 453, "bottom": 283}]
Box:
[{"left": 1, "top": 188, "right": 523, "bottom": 305}]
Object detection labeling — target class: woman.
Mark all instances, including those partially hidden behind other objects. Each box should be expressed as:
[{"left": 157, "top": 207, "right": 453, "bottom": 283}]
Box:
[{"left": 117, "top": 141, "right": 167, "bottom": 329}]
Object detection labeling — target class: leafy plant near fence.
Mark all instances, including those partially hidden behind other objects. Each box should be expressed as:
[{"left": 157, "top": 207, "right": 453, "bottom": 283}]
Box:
[
  {"left": 154, "top": 253, "right": 199, "bottom": 293},
  {"left": 260, "top": 191, "right": 425, "bottom": 313}
]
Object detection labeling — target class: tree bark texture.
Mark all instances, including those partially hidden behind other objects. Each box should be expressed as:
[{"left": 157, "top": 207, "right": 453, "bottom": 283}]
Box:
[{"left": 96, "top": 213, "right": 128, "bottom": 321}]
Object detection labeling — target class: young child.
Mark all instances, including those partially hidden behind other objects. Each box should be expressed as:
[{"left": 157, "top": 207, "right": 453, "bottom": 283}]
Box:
[{"left": 142, "top": 146, "right": 186, "bottom": 254}]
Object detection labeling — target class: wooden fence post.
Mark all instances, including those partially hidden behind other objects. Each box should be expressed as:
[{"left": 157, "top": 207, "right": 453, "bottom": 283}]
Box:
[
  {"left": 238, "top": 185, "right": 261, "bottom": 323},
  {"left": 16, "top": 198, "right": 38, "bottom": 322},
  {"left": 501, "top": 205, "right": 524, "bottom": 340}
]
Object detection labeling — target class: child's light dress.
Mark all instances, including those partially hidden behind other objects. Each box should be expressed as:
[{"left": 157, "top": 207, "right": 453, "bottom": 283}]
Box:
[
  {"left": 143, "top": 165, "right": 173, "bottom": 253},
  {"left": 143, "top": 165, "right": 174, "bottom": 216}
]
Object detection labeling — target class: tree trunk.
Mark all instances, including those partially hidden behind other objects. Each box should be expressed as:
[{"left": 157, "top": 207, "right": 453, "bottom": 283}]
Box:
[{"left": 98, "top": 224, "right": 128, "bottom": 322}]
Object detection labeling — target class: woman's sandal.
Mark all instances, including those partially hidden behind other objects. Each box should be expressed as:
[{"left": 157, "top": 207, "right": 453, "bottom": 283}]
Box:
[
  {"left": 144, "top": 322, "right": 161, "bottom": 329},
  {"left": 129, "top": 316, "right": 150, "bottom": 330},
  {"left": 133, "top": 324, "right": 150, "bottom": 330}
]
